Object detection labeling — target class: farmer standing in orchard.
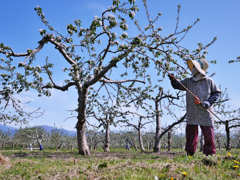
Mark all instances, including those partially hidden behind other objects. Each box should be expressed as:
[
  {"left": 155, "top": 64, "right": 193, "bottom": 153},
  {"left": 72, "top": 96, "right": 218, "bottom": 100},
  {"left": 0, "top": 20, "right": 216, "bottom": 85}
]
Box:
[{"left": 168, "top": 59, "right": 221, "bottom": 156}]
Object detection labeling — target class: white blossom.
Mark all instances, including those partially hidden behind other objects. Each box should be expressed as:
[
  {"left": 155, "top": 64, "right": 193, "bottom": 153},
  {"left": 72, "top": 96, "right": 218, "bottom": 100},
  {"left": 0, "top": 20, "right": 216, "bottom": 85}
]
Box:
[
  {"left": 36, "top": 5, "right": 40, "bottom": 9},
  {"left": 35, "top": 71, "right": 40, "bottom": 77},
  {"left": 57, "top": 36, "right": 62, "bottom": 41},
  {"left": 94, "top": 15, "right": 98, "bottom": 20},
  {"left": 123, "top": 32, "right": 128, "bottom": 36},
  {"left": 103, "top": 25, "right": 108, "bottom": 29},
  {"left": 131, "top": 11, "right": 135, "bottom": 17},
  {"left": 81, "top": 41, "right": 86, "bottom": 46},
  {"left": 108, "top": 14, "right": 114, "bottom": 19},
  {"left": 39, "top": 29, "right": 43, "bottom": 33}
]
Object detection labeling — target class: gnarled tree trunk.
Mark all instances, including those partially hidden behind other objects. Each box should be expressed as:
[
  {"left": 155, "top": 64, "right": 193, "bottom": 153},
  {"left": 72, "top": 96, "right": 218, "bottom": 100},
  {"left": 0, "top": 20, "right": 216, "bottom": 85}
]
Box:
[
  {"left": 1, "top": 141, "right": 6, "bottom": 151},
  {"left": 76, "top": 121, "right": 90, "bottom": 155},
  {"left": 138, "top": 122, "right": 145, "bottom": 152},
  {"left": 167, "top": 129, "right": 172, "bottom": 151},
  {"left": 216, "top": 136, "right": 221, "bottom": 150},
  {"left": 225, "top": 120, "right": 231, "bottom": 150},
  {"left": 154, "top": 101, "right": 161, "bottom": 152},
  {"left": 104, "top": 120, "right": 110, "bottom": 152},
  {"left": 76, "top": 86, "right": 90, "bottom": 155}
]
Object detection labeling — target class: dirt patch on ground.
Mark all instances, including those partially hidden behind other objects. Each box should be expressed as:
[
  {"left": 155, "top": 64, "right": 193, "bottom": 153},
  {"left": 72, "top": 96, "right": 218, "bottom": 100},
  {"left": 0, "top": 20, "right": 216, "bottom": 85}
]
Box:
[{"left": 0, "top": 153, "right": 10, "bottom": 164}]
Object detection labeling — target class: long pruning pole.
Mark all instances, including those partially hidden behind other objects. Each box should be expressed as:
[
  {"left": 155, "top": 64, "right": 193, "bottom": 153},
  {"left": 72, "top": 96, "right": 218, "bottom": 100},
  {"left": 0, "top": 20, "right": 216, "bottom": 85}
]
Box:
[{"left": 125, "top": 41, "right": 223, "bottom": 122}]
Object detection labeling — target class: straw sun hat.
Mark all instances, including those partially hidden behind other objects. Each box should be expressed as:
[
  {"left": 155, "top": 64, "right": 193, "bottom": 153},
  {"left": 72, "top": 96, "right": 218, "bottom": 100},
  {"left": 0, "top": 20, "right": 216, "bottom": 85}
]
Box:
[{"left": 187, "top": 59, "right": 209, "bottom": 75}]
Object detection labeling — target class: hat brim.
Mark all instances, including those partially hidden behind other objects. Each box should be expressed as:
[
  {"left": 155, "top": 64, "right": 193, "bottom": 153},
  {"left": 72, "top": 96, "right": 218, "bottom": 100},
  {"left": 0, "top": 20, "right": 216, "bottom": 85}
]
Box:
[{"left": 187, "top": 59, "right": 206, "bottom": 75}]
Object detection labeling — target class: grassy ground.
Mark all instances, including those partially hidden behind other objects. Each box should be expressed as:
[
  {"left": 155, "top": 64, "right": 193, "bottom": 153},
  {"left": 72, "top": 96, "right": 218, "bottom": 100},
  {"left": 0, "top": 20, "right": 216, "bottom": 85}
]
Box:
[{"left": 0, "top": 148, "right": 240, "bottom": 180}]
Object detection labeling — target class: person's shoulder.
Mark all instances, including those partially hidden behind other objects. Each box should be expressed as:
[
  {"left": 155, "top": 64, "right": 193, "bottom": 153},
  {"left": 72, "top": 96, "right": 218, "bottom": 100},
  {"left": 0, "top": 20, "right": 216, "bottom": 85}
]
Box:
[
  {"left": 179, "top": 77, "right": 191, "bottom": 84},
  {"left": 182, "top": 77, "right": 192, "bottom": 81},
  {"left": 205, "top": 76, "right": 215, "bottom": 83}
]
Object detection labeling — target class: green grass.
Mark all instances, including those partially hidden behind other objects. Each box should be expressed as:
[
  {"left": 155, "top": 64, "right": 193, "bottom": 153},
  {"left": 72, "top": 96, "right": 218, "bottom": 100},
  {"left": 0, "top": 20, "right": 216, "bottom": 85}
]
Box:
[{"left": 0, "top": 148, "right": 240, "bottom": 179}]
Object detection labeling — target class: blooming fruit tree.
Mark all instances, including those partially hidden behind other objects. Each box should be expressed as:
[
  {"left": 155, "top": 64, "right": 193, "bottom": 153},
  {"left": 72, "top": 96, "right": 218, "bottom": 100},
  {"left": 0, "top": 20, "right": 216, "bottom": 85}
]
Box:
[{"left": 0, "top": 0, "right": 216, "bottom": 155}]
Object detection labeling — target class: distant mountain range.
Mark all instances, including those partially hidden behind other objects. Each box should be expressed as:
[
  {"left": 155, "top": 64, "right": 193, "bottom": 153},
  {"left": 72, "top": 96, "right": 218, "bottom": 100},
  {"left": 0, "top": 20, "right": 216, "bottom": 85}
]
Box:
[{"left": 0, "top": 124, "right": 77, "bottom": 136}]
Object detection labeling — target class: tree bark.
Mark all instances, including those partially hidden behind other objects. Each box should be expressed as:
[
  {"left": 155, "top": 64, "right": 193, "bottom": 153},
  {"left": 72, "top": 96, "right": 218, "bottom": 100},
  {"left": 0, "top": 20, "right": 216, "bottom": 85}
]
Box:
[
  {"left": 76, "top": 121, "right": 90, "bottom": 155},
  {"left": 149, "top": 142, "right": 152, "bottom": 150},
  {"left": 57, "top": 142, "right": 63, "bottom": 151},
  {"left": 104, "top": 120, "right": 110, "bottom": 152},
  {"left": 225, "top": 120, "right": 231, "bottom": 150},
  {"left": 138, "top": 122, "right": 145, "bottom": 152},
  {"left": 76, "top": 86, "right": 90, "bottom": 155},
  {"left": 154, "top": 101, "right": 161, "bottom": 152},
  {"left": 1, "top": 141, "right": 6, "bottom": 151},
  {"left": 167, "top": 129, "right": 172, "bottom": 151}
]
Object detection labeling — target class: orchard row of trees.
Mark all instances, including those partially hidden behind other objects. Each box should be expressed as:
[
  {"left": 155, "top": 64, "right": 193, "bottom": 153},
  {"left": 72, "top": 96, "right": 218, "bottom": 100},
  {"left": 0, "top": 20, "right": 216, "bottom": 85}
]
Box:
[
  {"left": 0, "top": 126, "right": 76, "bottom": 151},
  {"left": 1, "top": 124, "right": 240, "bottom": 152},
  {"left": 0, "top": 0, "right": 239, "bottom": 155}
]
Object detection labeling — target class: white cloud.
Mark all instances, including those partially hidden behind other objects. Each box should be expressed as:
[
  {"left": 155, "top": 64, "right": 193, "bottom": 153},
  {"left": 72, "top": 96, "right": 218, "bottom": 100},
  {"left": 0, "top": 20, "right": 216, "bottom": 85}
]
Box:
[
  {"left": 15, "top": 91, "right": 37, "bottom": 103},
  {"left": 87, "top": 2, "right": 106, "bottom": 12}
]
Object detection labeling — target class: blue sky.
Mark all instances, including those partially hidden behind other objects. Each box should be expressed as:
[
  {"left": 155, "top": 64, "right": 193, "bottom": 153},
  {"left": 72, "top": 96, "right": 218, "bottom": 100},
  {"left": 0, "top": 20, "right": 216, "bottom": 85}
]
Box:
[{"left": 1, "top": 0, "right": 239, "bottom": 131}]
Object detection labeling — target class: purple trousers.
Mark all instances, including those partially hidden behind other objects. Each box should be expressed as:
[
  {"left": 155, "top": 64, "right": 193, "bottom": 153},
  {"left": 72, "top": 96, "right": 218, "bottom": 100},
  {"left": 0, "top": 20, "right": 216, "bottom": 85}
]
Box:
[{"left": 185, "top": 124, "right": 216, "bottom": 155}]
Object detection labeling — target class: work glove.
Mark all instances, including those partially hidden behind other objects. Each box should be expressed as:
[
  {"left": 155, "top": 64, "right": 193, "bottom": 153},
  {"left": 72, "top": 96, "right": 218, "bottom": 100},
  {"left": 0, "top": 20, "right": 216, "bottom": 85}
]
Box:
[
  {"left": 168, "top": 73, "right": 175, "bottom": 80},
  {"left": 201, "top": 101, "right": 210, "bottom": 108}
]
